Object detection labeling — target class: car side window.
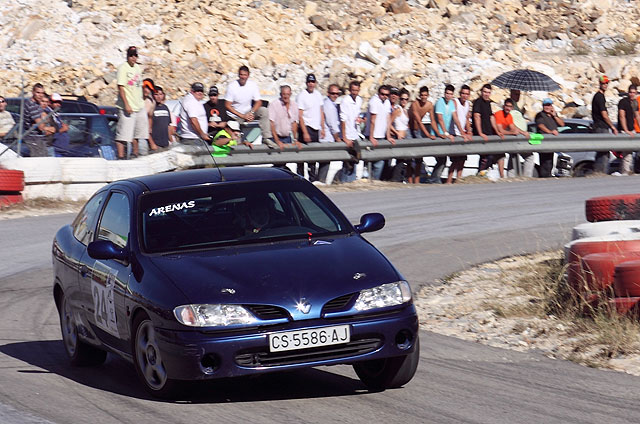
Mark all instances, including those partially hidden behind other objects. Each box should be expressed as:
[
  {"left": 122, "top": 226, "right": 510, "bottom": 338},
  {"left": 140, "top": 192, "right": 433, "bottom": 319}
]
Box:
[
  {"left": 98, "top": 192, "right": 130, "bottom": 249},
  {"left": 72, "top": 191, "right": 108, "bottom": 245}
]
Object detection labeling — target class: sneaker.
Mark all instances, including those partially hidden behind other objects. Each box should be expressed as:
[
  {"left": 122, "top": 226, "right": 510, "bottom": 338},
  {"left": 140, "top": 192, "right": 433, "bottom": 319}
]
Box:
[{"left": 312, "top": 181, "right": 327, "bottom": 186}]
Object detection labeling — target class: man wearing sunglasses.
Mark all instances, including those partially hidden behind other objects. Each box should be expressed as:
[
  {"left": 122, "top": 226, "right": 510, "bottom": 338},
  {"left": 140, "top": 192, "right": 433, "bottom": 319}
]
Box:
[
  {"left": 317, "top": 84, "right": 343, "bottom": 184},
  {"left": 0, "top": 96, "right": 14, "bottom": 138}
]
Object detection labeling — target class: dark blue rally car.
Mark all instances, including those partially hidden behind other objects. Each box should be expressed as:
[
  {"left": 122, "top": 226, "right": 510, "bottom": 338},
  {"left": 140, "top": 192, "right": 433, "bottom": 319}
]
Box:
[{"left": 52, "top": 167, "right": 419, "bottom": 397}]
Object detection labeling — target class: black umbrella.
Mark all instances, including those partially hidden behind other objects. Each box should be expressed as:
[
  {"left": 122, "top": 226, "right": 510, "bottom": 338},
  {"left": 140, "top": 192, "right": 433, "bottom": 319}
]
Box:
[{"left": 491, "top": 69, "right": 561, "bottom": 92}]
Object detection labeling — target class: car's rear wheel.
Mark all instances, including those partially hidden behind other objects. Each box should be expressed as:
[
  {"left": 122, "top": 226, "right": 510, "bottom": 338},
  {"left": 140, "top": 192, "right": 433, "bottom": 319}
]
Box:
[
  {"left": 59, "top": 292, "right": 107, "bottom": 366},
  {"left": 132, "top": 314, "right": 180, "bottom": 398},
  {"left": 353, "top": 337, "right": 420, "bottom": 391}
]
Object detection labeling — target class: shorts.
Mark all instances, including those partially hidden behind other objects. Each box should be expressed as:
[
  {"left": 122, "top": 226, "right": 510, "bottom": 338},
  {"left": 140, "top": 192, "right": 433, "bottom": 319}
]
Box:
[{"left": 116, "top": 108, "right": 149, "bottom": 143}]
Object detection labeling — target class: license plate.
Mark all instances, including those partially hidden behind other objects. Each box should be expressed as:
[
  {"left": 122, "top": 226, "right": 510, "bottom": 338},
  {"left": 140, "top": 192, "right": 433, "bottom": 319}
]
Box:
[{"left": 268, "top": 325, "right": 350, "bottom": 352}]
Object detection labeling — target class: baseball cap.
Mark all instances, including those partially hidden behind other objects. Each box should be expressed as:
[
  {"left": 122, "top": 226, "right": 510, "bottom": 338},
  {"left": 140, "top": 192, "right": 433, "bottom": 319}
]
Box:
[
  {"left": 227, "top": 121, "right": 240, "bottom": 131},
  {"left": 542, "top": 98, "right": 553, "bottom": 105},
  {"left": 127, "top": 46, "right": 138, "bottom": 57},
  {"left": 306, "top": 73, "right": 316, "bottom": 83},
  {"left": 191, "top": 82, "right": 204, "bottom": 92},
  {"left": 389, "top": 86, "right": 399, "bottom": 95},
  {"left": 599, "top": 75, "right": 610, "bottom": 84},
  {"left": 51, "top": 93, "right": 63, "bottom": 102},
  {"left": 208, "top": 86, "right": 219, "bottom": 96}
]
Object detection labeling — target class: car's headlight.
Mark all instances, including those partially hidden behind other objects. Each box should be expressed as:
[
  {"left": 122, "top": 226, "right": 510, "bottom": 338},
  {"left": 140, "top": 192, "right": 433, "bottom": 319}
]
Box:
[
  {"left": 174, "top": 304, "right": 258, "bottom": 327},
  {"left": 354, "top": 281, "right": 412, "bottom": 311}
]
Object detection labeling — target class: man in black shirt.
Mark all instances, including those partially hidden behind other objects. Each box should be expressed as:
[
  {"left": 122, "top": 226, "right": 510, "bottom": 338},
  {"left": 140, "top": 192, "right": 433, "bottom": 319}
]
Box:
[
  {"left": 592, "top": 75, "right": 618, "bottom": 173},
  {"left": 473, "top": 83, "right": 503, "bottom": 173},
  {"left": 617, "top": 84, "right": 639, "bottom": 174},
  {"left": 150, "top": 86, "right": 175, "bottom": 149},
  {"left": 535, "top": 98, "right": 565, "bottom": 177},
  {"left": 204, "top": 86, "right": 228, "bottom": 134}
]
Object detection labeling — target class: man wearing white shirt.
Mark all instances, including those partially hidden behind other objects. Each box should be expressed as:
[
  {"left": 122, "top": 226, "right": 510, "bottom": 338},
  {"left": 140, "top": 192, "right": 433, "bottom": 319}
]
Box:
[
  {"left": 178, "top": 82, "right": 211, "bottom": 144},
  {"left": 339, "top": 81, "right": 363, "bottom": 183},
  {"left": 364, "top": 85, "right": 393, "bottom": 180},
  {"left": 318, "top": 84, "right": 342, "bottom": 183},
  {"left": 296, "top": 73, "right": 325, "bottom": 182},
  {"left": 224, "top": 65, "right": 273, "bottom": 146}
]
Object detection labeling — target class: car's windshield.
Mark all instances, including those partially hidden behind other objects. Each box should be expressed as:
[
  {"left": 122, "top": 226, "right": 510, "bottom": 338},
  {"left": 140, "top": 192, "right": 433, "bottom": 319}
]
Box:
[{"left": 140, "top": 179, "right": 352, "bottom": 253}]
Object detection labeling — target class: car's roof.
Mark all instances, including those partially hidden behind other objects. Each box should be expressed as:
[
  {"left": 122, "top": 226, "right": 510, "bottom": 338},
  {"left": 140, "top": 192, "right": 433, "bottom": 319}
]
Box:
[{"left": 129, "top": 167, "right": 298, "bottom": 192}]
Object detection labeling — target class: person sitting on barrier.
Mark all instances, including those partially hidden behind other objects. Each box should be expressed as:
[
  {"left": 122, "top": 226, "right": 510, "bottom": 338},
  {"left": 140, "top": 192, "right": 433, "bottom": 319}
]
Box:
[
  {"left": 447, "top": 84, "right": 473, "bottom": 184},
  {"left": 407, "top": 86, "right": 436, "bottom": 184},
  {"left": 493, "top": 98, "right": 529, "bottom": 178},
  {"left": 535, "top": 98, "right": 565, "bottom": 178},
  {"left": 473, "top": 83, "right": 503, "bottom": 175},
  {"left": 429, "top": 84, "right": 466, "bottom": 184},
  {"left": 617, "top": 84, "right": 639, "bottom": 175},
  {"left": 224, "top": 66, "right": 274, "bottom": 147}
]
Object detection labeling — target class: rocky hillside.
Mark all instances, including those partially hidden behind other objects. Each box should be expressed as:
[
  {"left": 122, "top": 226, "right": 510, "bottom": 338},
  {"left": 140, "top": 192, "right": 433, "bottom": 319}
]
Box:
[{"left": 1, "top": 0, "right": 638, "bottom": 119}]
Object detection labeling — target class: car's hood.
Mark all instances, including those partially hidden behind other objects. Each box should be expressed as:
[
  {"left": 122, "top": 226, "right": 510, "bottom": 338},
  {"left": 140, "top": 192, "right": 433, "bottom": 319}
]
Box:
[{"left": 149, "top": 235, "right": 401, "bottom": 317}]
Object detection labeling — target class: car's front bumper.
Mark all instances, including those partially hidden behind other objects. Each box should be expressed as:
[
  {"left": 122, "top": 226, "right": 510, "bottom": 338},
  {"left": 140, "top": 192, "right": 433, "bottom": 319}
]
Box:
[{"left": 155, "top": 304, "right": 419, "bottom": 380}]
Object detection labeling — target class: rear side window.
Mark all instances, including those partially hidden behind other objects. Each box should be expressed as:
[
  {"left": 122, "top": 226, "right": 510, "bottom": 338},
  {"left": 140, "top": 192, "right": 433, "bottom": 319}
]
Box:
[
  {"left": 66, "top": 117, "right": 89, "bottom": 144},
  {"left": 72, "top": 191, "right": 108, "bottom": 245},
  {"left": 98, "top": 192, "right": 130, "bottom": 249}
]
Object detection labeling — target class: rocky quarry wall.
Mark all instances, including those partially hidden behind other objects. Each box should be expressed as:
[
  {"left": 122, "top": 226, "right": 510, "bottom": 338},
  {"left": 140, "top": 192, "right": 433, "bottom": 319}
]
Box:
[{"left": 1, "top": 0, "right": 639, "bottom": 120}]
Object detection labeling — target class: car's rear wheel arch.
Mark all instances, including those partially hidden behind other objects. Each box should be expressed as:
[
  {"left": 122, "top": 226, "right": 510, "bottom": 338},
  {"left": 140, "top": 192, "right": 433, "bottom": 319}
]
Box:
[{"left": 53, "top": 281, "right": 64, "bottom": 312}]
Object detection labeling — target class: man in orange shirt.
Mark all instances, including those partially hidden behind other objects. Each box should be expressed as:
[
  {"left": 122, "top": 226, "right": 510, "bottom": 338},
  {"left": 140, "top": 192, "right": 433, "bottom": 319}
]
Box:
[{"left": 492, "top": 98, "right": 529, "bottom": 178}]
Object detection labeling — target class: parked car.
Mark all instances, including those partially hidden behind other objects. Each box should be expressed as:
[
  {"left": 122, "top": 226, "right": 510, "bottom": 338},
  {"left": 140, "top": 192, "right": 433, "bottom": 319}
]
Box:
[
  {"left": 52, "top": 167, "right": 420, "bottom": 397},
  {"left": 527, "top": 118, "right": 639, "bottom": 176},
  {"left": 6, "top": 96, "right": 116, "bottom": 117},
  {"left": 1, "top": 112, "right": 117, "bottom": 158}
]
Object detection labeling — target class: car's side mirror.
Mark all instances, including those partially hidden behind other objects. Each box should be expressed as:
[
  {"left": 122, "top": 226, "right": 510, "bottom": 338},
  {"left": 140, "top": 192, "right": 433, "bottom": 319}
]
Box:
[
  {"left": 88, "top": 239, "right": 129, "bottom": 261},
  {"left": 354, "top": 213, "right": 385, "bottom": 234}
]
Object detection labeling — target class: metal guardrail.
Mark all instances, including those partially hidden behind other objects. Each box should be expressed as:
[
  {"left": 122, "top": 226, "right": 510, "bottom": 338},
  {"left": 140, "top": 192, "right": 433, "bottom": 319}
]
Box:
[{"left": 179, "top": 133, "right": 640, "bottom": 166}]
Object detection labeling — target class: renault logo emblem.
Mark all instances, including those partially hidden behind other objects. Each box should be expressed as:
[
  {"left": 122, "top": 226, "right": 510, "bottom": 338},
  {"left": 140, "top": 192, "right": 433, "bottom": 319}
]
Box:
[
  {"left": 353, "top": 272, "right": 366, "bottom": 280},
  {"left": 296, "top": 299, "right": 312, "bottom": 314}
]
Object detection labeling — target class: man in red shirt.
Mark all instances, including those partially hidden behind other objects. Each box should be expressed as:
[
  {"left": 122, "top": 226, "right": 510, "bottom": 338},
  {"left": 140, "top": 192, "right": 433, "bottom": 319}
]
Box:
[{"left": 492, "top": 98, "right": 529, "bottom": 178}]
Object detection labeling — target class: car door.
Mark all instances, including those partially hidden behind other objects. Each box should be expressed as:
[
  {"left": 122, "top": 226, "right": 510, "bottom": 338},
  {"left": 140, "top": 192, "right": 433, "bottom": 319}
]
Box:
[{"left": 78, "top": 190, "right": 132, "bottom": 352}]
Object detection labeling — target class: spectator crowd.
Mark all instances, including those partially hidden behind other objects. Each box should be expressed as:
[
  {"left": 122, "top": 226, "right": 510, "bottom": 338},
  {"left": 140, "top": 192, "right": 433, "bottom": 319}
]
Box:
[{"left": 3, "top": 45, "right": 640, "bottom": 183}]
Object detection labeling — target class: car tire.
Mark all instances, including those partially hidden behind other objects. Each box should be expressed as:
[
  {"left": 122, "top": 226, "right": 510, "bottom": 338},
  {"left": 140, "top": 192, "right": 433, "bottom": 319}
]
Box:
[
  {"left": 613, "top": 260, "right": 640, "bottom": 297},
  {"left": 573, "top": 162, "right": 594, "bottom": 177},
  {"left": 59, "top": 292, "right": 107, "bottom": 366},
  {"left": 0, "top": 169, "right": 25, "bottom": 192},
  {"left": 585, "top": 194, "right": 640, "bottom": 222},
  {"left": 353, "top": 337, "right": 419, "bottom": 391},
  {"left": 580, "top": 252, "right": 640, "bottom": 292},
  {"left": 132, "top": 313, "right": 180, "bottom": 398},
  {"left": 572, "top": 221, "right": 640, "bottom": 241}
]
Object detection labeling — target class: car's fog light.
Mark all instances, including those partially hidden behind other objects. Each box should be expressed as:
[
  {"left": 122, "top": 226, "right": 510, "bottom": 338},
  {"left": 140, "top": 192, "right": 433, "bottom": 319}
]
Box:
[
  {"left": 395, "top": 330, "right": 413, "bottom": 350},
  {"left": 200, "top": 353, "right": 219, "bottom": 374}
]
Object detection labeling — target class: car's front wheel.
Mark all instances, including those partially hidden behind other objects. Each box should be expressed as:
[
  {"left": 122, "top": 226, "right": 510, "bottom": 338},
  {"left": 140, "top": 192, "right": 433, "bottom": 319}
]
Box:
[
  {"left": 59, "top": 292, "right": 107, "bottom": 366},
  {"left": 353, "top": 337, "right": 420, "bottom": 391},
  {"left": 132, "top": 314, "right": 180, "bottom": 398}
]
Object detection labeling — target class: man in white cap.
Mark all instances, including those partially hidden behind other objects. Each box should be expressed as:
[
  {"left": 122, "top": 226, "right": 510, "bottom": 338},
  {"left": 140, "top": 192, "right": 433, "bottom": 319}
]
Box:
[
  {"left": 115, "top": 46, "right": 148, "bottom": 159},
  {"left": 178, "top": 82, "right": 211, "bottom": 145}
]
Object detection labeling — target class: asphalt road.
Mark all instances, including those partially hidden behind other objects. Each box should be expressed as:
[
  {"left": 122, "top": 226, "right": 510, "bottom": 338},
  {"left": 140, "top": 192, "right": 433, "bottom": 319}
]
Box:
[{"left": 2, "top": 177, "right": 640, "bottom": 423}]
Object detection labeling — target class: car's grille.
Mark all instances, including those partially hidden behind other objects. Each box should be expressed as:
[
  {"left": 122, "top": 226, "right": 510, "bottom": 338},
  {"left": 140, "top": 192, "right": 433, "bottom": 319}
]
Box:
[
  {"left": 323, "top": 293, "right": 357, "bottom": 313},
  {"left": 235, "top": 337, "right": 382, "bottom": 367},
  {"left": 245, "top": 304, "right": 290, "bottom": 320}
]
